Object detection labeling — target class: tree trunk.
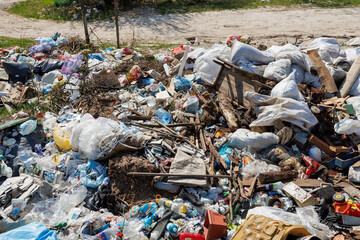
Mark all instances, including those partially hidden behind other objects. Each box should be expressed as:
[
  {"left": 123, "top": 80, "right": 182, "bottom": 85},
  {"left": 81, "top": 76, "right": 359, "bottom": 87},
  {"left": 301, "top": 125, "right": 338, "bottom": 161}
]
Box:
[
  {"left": 80, "top": 0, "right": 90, "bottom": 44},
  {"left": 114, "top": 0, "right": 120, "bottom": 48}
]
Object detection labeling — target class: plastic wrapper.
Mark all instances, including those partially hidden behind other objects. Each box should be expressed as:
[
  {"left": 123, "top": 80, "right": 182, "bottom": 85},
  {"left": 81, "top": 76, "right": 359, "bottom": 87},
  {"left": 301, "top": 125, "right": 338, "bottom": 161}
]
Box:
[
  {"left": 61, "top": 55, "right": 83, "bottom": 75},
  {"left": 241, "top": 159, "right": 280, "bottom": 178},
  {"left": 33, "top": 59, "right": 64, "bottom": 76}
]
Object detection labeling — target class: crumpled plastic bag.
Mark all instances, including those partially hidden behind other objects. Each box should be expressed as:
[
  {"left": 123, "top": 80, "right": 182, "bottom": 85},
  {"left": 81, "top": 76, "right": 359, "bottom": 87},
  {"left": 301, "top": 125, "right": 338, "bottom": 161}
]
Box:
[
  {"left": 241, "top": 159, "right": 281, "bottom": 178},
  {"left": 194, "top": 44, "right": 230, "bottom": 84},
  {"left": 271, "top": 71, "right": 305, "bottom": 101},
  {"left": 245, "top": 92, "right": 318, "bottom": 130},
  {"left": 228, "top": 129, "right": 279, "bottom": 151},
  {"left": 77, "top": 160, "right": 106, "bottom": 188},
  {"left": 263, "top": 59, "right": 292, "bottom": 81},
  {"left": 0, "top": 222, "right": 57, "bottom": 240},
  {"left": 334, "top": 118, "right": 360, "bottom": 136},
  {"left": 71, "top": 114, "right": 129, "bottom": 160},
  {"left": 231, "top": 41, "right": 274, "bottom": 65}
]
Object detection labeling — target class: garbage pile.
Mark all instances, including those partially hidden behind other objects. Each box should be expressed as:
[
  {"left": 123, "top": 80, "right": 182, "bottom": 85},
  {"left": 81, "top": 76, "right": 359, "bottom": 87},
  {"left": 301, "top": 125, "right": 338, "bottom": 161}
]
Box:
[{"left": 1, "top": 33, "right": 360, "bottom": 240}]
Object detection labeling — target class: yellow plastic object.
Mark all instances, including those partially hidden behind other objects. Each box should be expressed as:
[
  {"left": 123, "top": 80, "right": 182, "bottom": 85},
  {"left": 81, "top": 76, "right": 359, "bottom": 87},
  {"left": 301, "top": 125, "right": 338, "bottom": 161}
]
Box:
[
  {"left": 53, "top": 126, "right": 72, "bottom": 150},
  {"left": 231, "top": 214, "right": 310, "bottom": 240}
]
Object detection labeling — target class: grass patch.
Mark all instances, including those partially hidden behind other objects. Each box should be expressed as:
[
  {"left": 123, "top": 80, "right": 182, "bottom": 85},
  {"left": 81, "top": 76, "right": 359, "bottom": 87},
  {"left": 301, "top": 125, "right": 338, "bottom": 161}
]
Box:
[{"left": 0, "top": 36, "right": 35, "bottom": 49}]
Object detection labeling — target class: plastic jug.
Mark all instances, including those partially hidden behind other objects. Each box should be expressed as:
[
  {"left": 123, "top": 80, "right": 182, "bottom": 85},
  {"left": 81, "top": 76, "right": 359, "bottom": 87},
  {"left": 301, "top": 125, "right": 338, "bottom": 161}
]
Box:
[{"left": 155, "top": 108, "right": 172, "bottom": 124}]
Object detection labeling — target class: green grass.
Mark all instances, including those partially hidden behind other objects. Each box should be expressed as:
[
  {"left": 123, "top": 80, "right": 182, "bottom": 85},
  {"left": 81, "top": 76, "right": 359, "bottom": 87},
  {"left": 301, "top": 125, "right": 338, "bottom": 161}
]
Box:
[
  {"left": 8, "top": 0, "right": 114, "bottom": 21},
  {"left": 0, "top": 36, "right": 35, "bottom": 49},
  {"left": 8, "top": 0, "right": 360, "bottom": 21},
  {"left": 157, "top": 0, "right": 360, "bottom": 14}
]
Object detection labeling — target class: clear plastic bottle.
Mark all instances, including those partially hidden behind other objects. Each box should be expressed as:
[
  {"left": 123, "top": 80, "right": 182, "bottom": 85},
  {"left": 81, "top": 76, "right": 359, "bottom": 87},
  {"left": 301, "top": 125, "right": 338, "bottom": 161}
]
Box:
[{"left": 155, "top": 108, "right": 172, "bottom": 124}]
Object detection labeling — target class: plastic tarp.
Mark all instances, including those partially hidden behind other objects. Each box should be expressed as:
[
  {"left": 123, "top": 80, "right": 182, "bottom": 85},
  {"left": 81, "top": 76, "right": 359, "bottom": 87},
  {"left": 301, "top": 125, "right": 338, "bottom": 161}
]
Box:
[
  {"left": 194, "top": 44, "right": 230, "bottom": 84},
  {"left": 271, "top": 71, "right": 305, "bottom": 101},
  {"left": 245, "top": 92, "right": 318, "bottom": 130},
  {"left": 0, "top": 222, "right": 57, "bottom": 240}
]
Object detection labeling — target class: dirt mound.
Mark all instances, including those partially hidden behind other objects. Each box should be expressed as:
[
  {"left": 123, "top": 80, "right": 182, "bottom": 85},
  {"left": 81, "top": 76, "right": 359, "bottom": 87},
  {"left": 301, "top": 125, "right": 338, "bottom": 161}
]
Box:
[{"left": 108, "top": 155, "right": 174, "bottom": 206}]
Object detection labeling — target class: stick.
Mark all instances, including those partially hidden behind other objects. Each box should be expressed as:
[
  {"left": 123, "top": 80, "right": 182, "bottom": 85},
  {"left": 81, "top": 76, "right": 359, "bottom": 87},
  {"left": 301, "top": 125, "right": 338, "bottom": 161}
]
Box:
[
  {"left": 127, "top": 172, "right": 231, "bottom": 178},
  {"left": 157, "top": 120, "right": 198, "bottom": 149},
  {"left": 205, "top": 136, "right": 228, "bottom": 170},
  {"left": 178, "top": 46, "right": 190, "bottom": 77},
  {"left": 229, "top": 164, "right": 233, "bottom": 221}
]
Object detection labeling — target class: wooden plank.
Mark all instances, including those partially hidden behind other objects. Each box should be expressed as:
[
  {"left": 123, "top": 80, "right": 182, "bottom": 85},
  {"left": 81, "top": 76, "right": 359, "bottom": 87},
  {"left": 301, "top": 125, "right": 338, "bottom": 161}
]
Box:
[
  {"left": 340, "top": 55, "right": 360, "bottom": 97},
  {"left": 307, "top": 49, "right": 338, "bottom": 93}
]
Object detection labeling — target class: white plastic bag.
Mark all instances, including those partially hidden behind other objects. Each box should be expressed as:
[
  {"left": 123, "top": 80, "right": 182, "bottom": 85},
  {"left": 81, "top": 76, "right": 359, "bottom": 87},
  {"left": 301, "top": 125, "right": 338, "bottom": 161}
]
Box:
[
  {"left": 346, "top": 96, "right": 360, "bottom": 119},
  {"left": 304, "top": 72, "right": 322, "bottom": 88},
  {"left": 334, "top": 118, "right": 360, "bottom": 136},
  {"left": 345, "top": 48, "right": 360, "bottom": 64},
  {"left": 263, "top": 59, "right": 292, "bottom": 81},
  {"left": 241, "top": 160, "right": 280, "bottom": 178},
  {"left": 349, "top": 74, "right": 360, "bottom": 96},
  {"left": 271, "top": 71, "right": 305, "bottom": 101},
  {"left": 300, "top": 37, "right": 340, "bottom": 62},
  {"left": 228, "top": 129, "right": 279, "bottom": 151},
  {"left": 291, "top": 64, "right": 305, "bottom": 84},
  {"left": 266, "top": 43, "right": 299, "bottom": 55},
  {"left": 231, "top": 41, "right": 274, "bottom": 65},
  {"left": 194, "top": 44, "right": 230, "bottom": 84},
  {"left": 275, "top": 50, "right": 312, "bottom": 72},
  {"left": 245, "top": 92, "right": 318, "bottom": 130}
]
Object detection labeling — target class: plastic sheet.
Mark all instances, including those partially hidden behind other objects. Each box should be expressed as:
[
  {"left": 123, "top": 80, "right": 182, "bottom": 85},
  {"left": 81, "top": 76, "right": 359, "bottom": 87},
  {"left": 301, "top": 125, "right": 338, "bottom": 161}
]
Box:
[{"left": 0, "top": 222, "right": 57, "bottom": 240}]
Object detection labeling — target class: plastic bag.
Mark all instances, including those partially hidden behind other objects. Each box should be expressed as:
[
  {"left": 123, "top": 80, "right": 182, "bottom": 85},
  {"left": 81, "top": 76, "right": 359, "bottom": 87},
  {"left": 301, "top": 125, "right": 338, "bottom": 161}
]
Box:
[
  {"left": 271, "top": 71, "right": 305, "bottom": 101},
  {"left": 291, "top": 64, "right": 305, "bottom": 84},
  {"left": 263, "top": 59, "right": 291, "bottom": 81},
  {"left": 349, "top": 74, "right": 360, "bottom": 96},
  {"left": 266, "top": 43, "right": 299, "bottom": 55},
  {"left": 245, "top": 92, "right": 318, "bottom": 130},
  {"left": 296, "top": 206, "right": 334, "bottom": 240},
  {"left": 346, "top": 96, "right": 360, "bottom": 119},
  {"left": 345, "top": 48, "right": 360, "bottom": 64},
  {"left": 299, "top": 37, "right": 340, "bottom": 62},
  {"left": 241, "top": 160, "right": 281, "bottom": 178},
  {"left": 275, "top": 50, "right": 312, "bottom": 72},
  {"left": 231, "top": 41, "right": 274, "bottom": 65},
  {"left": 76, "top": 161, "right": 106, "bottom": 188},
  {"left": 1, "top": 62, "right": 34, "bottom": 84},
  {"left": 61, "top": 55, "right": 83, "bottom": 75},
  {"left": 33, "top": 59, "right": 64, "bottom": 76},
  {"left": 0, "top": 222, "right": 57, "bottom": 240},
  {"left": 304, "top": 71, "right": 321, "bottom": 88},
  {"left": 334, "top": 118, "right": 360, "bottom": 136},
  {"left": 228, "top": 129, "right": 279, "bottom": 151},
  {"left": 194, "top": 44, "right": 231, "bottom": 84}
]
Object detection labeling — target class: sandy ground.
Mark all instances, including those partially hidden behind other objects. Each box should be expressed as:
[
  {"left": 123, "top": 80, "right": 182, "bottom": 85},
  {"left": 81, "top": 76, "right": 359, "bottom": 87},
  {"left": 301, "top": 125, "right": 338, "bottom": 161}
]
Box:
[{"left": 0, "top": 1, "right": 359, "bottom": 46}]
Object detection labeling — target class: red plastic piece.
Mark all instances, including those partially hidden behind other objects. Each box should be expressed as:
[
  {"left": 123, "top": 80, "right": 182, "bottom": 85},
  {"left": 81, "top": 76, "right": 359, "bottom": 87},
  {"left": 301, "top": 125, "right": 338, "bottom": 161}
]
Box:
[
  {"left": 203, "top": 209, "right": 227, "bottom": 240},
  {"left": 173, "top": 45, "right": 186, "bottom": 55},
  {"left": 179, "top": 233, "right": 205, "bottom": 240},
  {"left": 334, "top": 200, "right": 360, "bottom": 217},
  {"left": 303, "top": 156, "right": 322, "bottom": 178}
]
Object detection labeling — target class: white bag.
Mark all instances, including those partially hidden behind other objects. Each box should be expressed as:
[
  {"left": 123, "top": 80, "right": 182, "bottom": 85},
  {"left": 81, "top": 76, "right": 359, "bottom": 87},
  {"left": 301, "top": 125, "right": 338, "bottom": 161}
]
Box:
[
  {"left": 271, "top": 71, "right": 305, "bottom": 101},
  {"left": 349, "top": 74, "right": 360, "bottom": 96},
  {"left": 231, "top": 41, "right": 274, "bottom": 65},
  {"left": 334, "top": 118, "right": 360, "bottom": 136},
  {"left": 291, "top": 64, "right": 305, "bottom": 84},
  {"left": 263, "top": 59, "right": 292, "bottom": 81},
  {"left": 275, "top": 50, "right": 312, "bottom": 72},
  {"left": 228, "top": 129, "right": 279, "bottom": 151},
  {"left": 194, "top": 44, "right": 231, "bottom": 84},
  {"left": 266, "top": 43, "right": 299, "bottom": 55},
  {"left": 245, "top": 92, "right": 318, "bottom": 130}
]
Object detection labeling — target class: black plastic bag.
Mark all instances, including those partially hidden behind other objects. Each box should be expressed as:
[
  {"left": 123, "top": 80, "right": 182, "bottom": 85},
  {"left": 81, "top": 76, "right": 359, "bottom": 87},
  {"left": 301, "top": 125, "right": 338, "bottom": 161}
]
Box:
[
  {"left": 2, "top": 62, "right": 34, "bottom": 84},
  {"left": 33, "top": 59, "right": 64, "bottom": 76}
]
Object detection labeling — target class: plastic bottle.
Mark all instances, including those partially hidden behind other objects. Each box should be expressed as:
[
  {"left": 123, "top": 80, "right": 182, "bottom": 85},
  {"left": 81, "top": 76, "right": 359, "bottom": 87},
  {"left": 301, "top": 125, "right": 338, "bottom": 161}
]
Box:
[
  {"left": 155, "top": 108, "right": 172, "bottom": 124},
  {"left": 1, "top": 161, "right": 13, "bottom": 178},
  {"left": 155, "top": 195, "right": 173, "bottom": 209},
  {"left": 184, "top": 96, "right": 199, "bottom": 114},
  {"left": 95, "top": 228, "right": 118, "bottom": 240},
  {"left": 166, "top": 223, "right": 178, "bottom": 236}
]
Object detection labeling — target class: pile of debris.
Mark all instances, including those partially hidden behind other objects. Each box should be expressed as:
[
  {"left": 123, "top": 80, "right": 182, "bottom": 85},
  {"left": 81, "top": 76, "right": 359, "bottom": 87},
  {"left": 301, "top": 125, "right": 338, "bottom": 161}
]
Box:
[{"left": 1, "top": 33, "right": 360, "bottom": 240}]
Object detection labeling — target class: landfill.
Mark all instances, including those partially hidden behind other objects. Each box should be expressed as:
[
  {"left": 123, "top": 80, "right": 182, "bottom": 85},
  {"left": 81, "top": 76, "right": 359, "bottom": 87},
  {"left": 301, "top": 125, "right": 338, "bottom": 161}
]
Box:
[{"left": 0, "top": 32, "right": 360, "bottom": 240}]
